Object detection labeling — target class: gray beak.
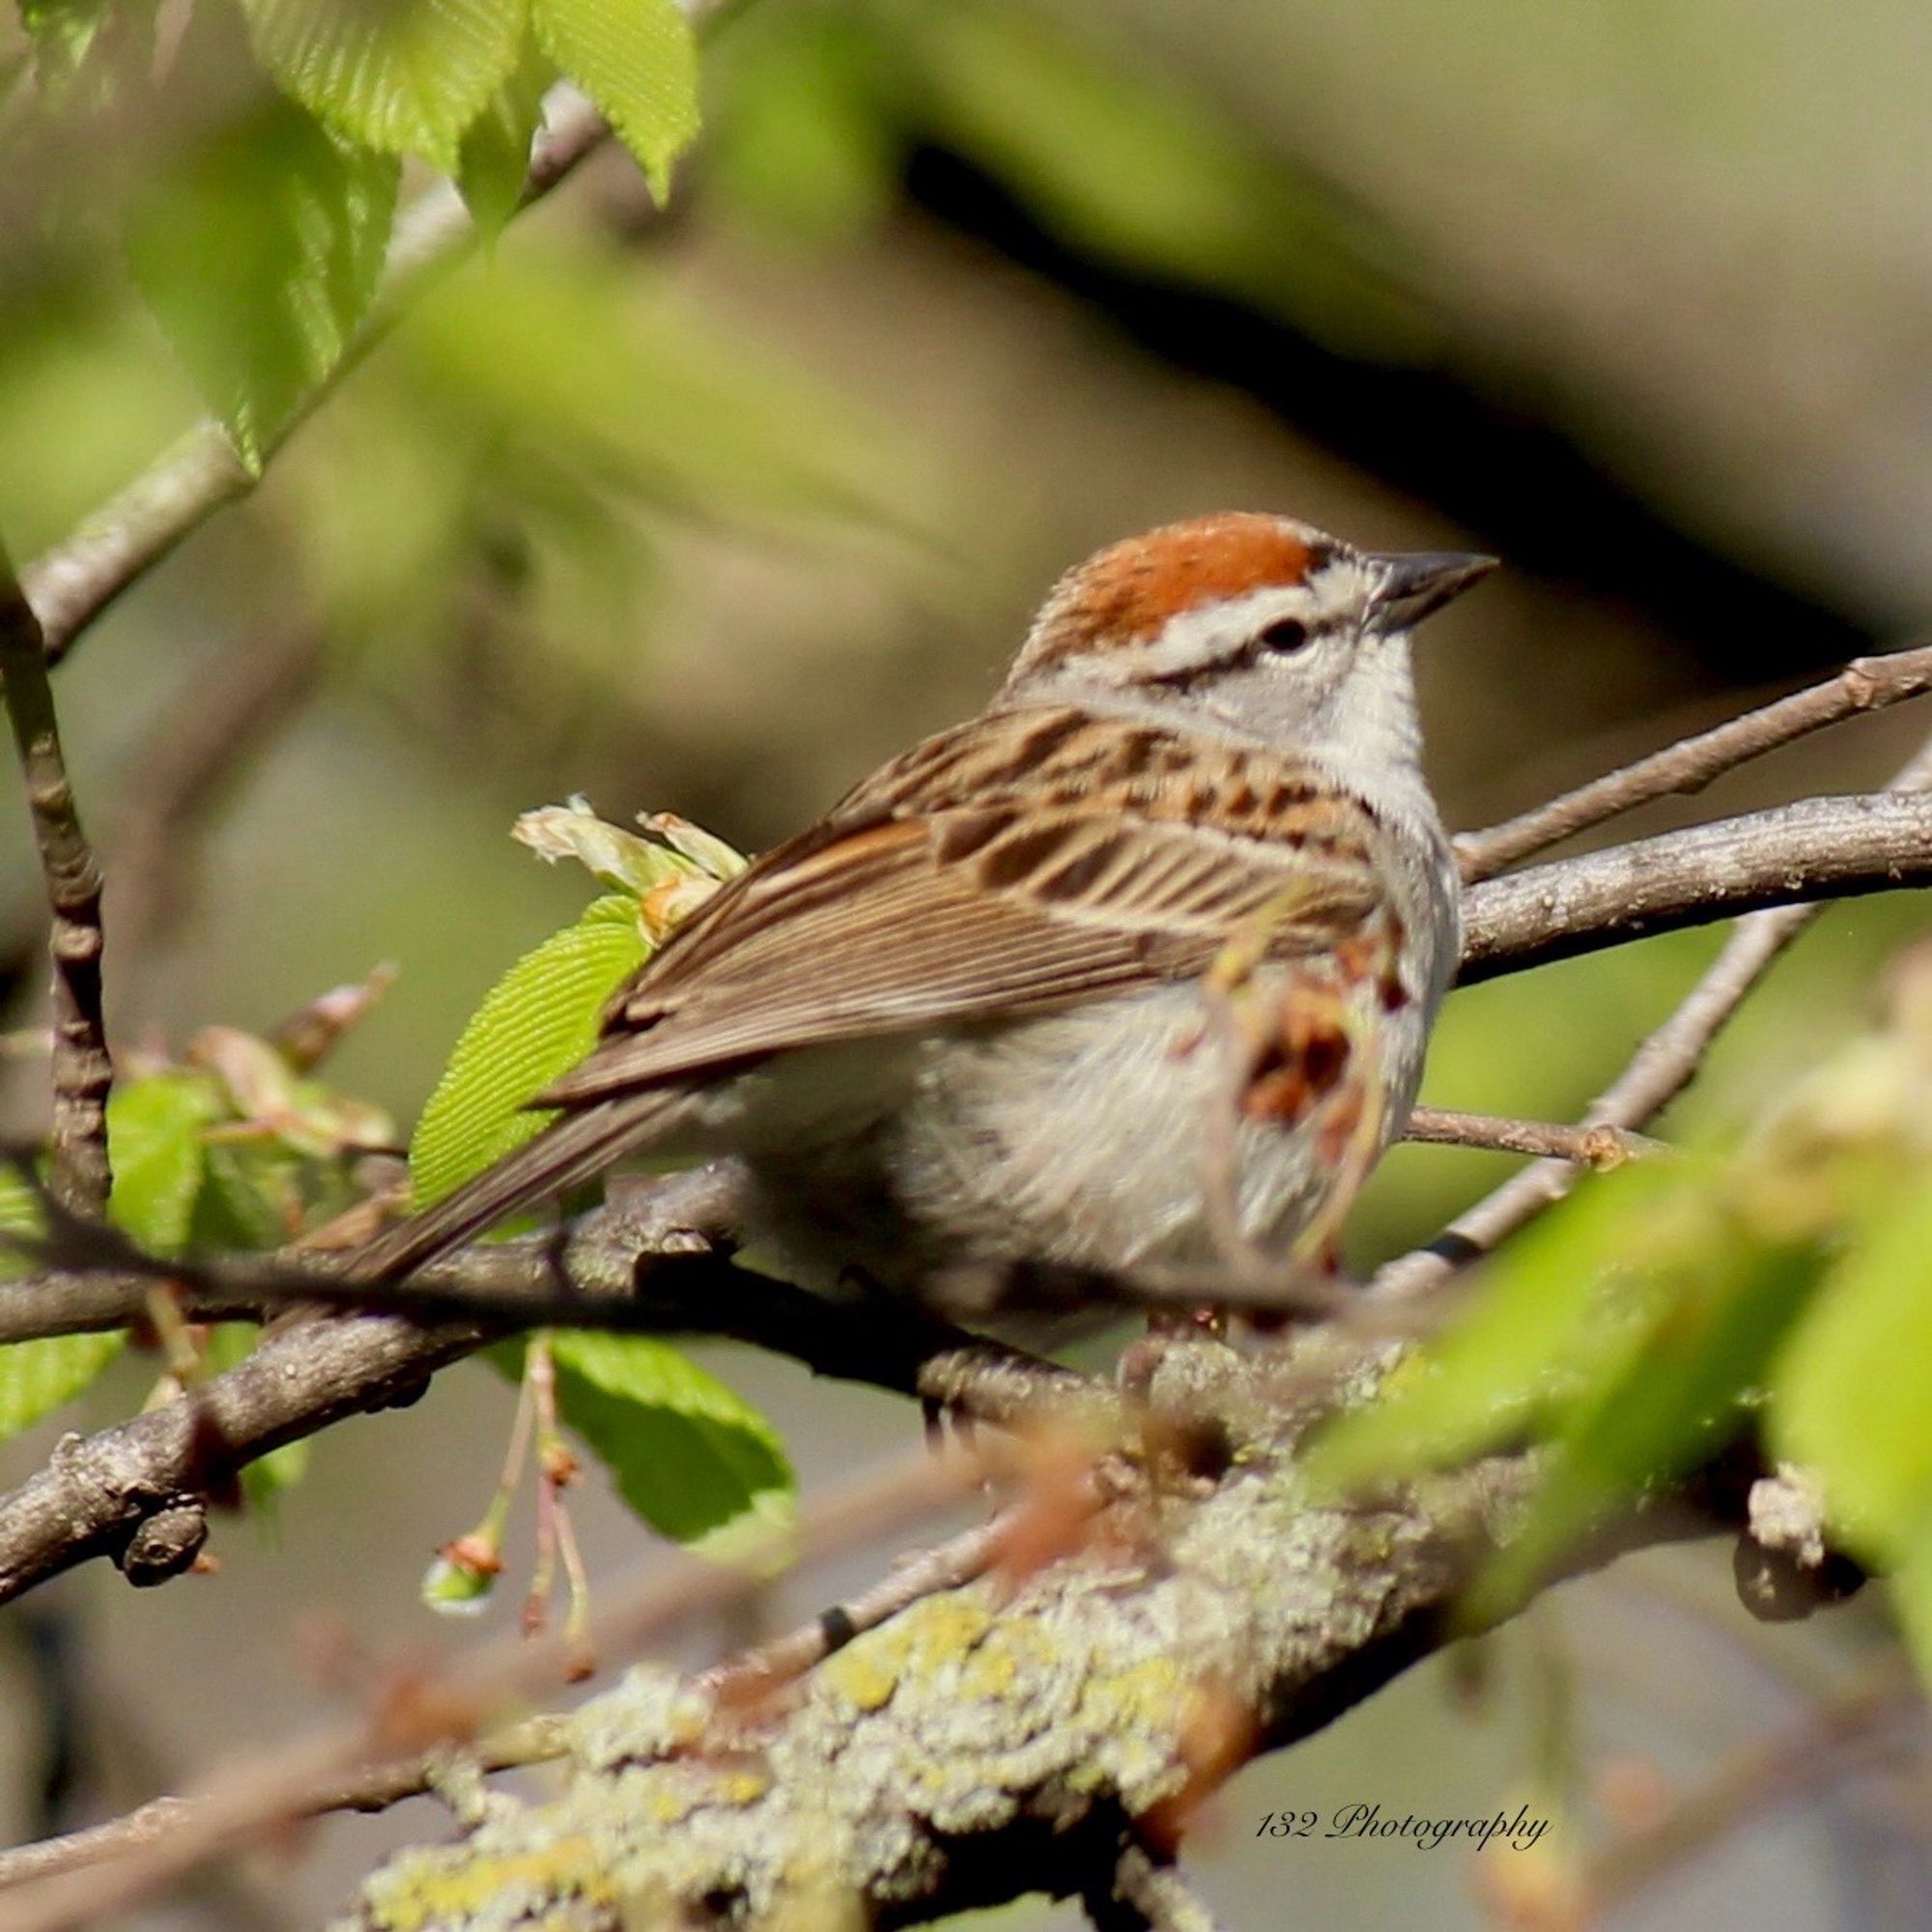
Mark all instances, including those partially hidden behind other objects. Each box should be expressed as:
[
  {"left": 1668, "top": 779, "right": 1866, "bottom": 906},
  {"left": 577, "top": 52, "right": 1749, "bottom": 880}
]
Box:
[{"left": 1365, "top": 550, "right": 1497, "bottom": 634}]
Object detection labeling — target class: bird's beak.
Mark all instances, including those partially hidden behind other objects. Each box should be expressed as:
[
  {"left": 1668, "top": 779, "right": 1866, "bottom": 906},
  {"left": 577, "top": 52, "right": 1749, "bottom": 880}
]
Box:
[{"left": 1365, "top": 550, "right": 1497, "bottom": 634}]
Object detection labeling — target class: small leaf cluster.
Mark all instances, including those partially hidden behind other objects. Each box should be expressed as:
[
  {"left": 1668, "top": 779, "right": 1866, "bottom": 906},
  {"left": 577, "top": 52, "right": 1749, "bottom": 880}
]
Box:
[
  {"left": 0, "top": 1018, "right": 396, "bottom": 1503},
  {"left": 412, "top": 802, "right": 791, "bottom": 1559}
]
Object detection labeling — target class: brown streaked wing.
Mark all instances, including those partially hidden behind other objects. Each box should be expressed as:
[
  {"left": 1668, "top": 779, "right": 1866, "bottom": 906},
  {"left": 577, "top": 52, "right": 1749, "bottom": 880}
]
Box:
[{"left": 535, "top": 712, "right": 1386, "bottom": 1108}]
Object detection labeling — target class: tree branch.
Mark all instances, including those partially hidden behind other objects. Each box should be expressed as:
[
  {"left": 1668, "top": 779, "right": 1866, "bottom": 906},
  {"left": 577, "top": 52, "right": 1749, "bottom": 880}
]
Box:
[
  {"left": 0, "top": 546, "right": 111, "bottom": 1212},
  {"left": 1403, "top": 1107, "right": 1663, "bottom": 1164},
  {"left": 0, "top": 770, "right": 1926, "bottom": 1602},
  {"left": 0, "top": 1190, "right": 1093, "bottom": 1607},
  {"left": 1456, "top": 791, "right": 1932, "bottom": 983},
  {"left": 1454, "top": 642, "right": 1932, "bottom": 881}
]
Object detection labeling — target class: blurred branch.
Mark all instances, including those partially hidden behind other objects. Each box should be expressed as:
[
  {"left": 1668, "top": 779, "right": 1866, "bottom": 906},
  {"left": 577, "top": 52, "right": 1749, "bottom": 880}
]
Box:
[
  {"left": 1097, "top": 1848, "right": 1227, "bottom": 1932},
  {"left": 17, "top": 89, "right": 616, "bottom": 666},
  {"left": 108, "top": 628, "right": 324, "bottom": 960},
  {"left": 1456, "top": 642, "right": 1932, "bottom": 882},
  {"left": 1403, "top": 1107, "right": 1664, "bottom": 1164},
  {"left": 1580, "top": 1657, "right": 1921, "bottom": 1919},
  {"left": 0, "top": 1496, "right": 1042, "bottom": 1898},
  {"left": 0, "top": 1442, "right": 987, "bottom": 1932},
  {"left": 0, "top": 544, "right": 111, "bottom": 1212}
]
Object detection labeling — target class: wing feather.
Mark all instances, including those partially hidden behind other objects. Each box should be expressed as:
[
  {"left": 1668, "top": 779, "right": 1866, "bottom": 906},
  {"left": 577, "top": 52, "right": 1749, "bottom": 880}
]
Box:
[{"left": 536, "top": 709, "right": 1389, "bottom": 1108}]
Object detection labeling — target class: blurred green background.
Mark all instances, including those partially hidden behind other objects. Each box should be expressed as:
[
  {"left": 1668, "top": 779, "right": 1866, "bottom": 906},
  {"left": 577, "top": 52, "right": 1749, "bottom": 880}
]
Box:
[{"left": 1, "top": 0, "right": 1930, "bottom": 1925}]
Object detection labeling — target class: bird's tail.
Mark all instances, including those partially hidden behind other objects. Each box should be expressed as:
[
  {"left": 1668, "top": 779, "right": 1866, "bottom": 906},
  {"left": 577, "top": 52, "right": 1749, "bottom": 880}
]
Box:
[{"left": 348, "top": 1097, "right": 665, "bottom": 1284}]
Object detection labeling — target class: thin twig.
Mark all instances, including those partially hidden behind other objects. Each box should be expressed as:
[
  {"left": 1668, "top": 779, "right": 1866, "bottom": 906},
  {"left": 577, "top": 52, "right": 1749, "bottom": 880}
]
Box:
[
  {"left": 0, "top": 1506, "right": 1037, "bottom": 1898},
  {"left": 1455, "top": 642, "right": 1932, "bottom": 882},
  {"left": 1378, "top": 906, "right": 1818, "bottom": 1304},
  {"left": 1403, "top": 1108, "right": 1664, "bottom": 1164},
  {"left": 1378, "top": 730, "right": 1932, "bottom": 1301},
  {"left": 0, "top": 1716, "right": 573, "bottom": 1894},
  {"left": 0, "top": 1441, "right": 987, "bottom": 1932},
  {"left": 1099, "top": 1846, "right": 1228, "bottom": 1932},
  {"left": 0, "top": 543, "right": 111, "bottom": 1212}
]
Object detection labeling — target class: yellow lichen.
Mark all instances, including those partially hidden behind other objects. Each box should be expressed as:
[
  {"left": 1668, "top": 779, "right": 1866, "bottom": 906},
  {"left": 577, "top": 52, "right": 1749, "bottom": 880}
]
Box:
[
  {"left": 821, "top": 1592, "right": 995, "bottom": 1712},
  {"left": 369, "top": 1839, "right": 612, "bottom": 1932}
]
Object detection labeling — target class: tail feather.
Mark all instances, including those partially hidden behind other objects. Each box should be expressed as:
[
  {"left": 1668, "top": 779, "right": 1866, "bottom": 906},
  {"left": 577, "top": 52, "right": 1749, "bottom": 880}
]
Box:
[{"left": 350, "top": 1098, "right": 660, "bottom": 1284}]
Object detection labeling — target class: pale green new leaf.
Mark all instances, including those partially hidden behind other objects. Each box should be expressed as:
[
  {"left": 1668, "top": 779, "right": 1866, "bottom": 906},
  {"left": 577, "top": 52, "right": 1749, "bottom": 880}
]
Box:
[
  {"left": 411, "top": 894, "right": 648, "bottom": 1208},
  {"left": 126, "top": 98, "right": 400, "bottom": 470},
  {"left": 0, "top": 1074, "right": 217, "bottom": 1442},
  {"left": 457, "top": 42, "right": 555, "bottom": 240},
  {"left": 550, "top": 1328, "right": 793, "bottom": 1550},
  {"left": 0, "top": 1168, "right": 123, "bottom": 1438},
  {"left": 1770, "top": 1183, "right": 1932, "bottom": 1565},
  {"left": 529, "top": 0, "right": 697, "bottom": 196},
  {"left": 241, "top": 0, "right": 526, "bottom": 173},
  {"left": 105, "top": 1070, "right": 222, "bottom": 1255},
  {"left": 1302, "top": 1161, "right": 1690, "bottom": 1495},
  {"left": 0, "top": 1330, "right": 126, "bottom": 1441}
]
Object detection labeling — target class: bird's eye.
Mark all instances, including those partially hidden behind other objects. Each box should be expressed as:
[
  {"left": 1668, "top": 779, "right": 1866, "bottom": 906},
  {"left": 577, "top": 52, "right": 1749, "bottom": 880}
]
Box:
[{"left": 1258, "top": 617, "right": 1309, "bottom": 654}]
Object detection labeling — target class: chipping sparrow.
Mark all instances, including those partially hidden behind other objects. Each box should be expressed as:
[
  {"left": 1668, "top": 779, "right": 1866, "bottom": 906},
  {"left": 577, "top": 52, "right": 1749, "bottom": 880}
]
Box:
[{"left": 362, "top": 514, "right": 1490, "bottom": 1312}]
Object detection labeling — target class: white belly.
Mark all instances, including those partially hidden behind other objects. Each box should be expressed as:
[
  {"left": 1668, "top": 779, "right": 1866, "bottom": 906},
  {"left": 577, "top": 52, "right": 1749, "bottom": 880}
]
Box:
[{"left": 721, "top": 971, "right": 1434, "bottom": 1310}]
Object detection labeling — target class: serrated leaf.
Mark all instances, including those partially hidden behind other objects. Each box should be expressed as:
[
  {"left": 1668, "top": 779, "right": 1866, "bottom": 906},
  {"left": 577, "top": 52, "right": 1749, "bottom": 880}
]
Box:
[
  {"left": 550, "top": 1328, "right": 793, "bottom": 1550},
  {"left": 1771, "top": 1183, "right": 1932, "bottom": 1564},
  {"left": 126, "top": 98, "right": 399, "bottom": 469},
  {"left": 0, "top": 1331, "right": 126, "bottom": 1440},
  {"left": 411, "top": 893, "right": 648, "bottom": 1208},
  {"left": 241, "top": 0, "right": 526, "bottom": 172},
  {"left": 458, "top": 43, "right": 554, "bottom": 239},
  {"left": 104, "top": 1071, "right": 222, "bottom": 1255},
  {"left": 529, "top": 0, "right": 696, "bottom": 197}
]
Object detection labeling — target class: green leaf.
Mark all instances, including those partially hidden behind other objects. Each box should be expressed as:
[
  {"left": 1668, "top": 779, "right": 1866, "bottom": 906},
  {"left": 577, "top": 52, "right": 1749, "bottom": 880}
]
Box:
[
  {"left": 411, "top": 894, "right": 648, "bottom": 1208},
  {"left": 105, "top": 1071, "right": 222, "bottom": 1255},
  {"left": 241, "top": 0, "right": 526, "bottom": 173},
  {"left": 126, "top": 98, "right": 400, "bottom": 470},
  {"left": 550, "top": 1328, "right": 793, "bottom": 1550},
  {"left": 529, "top": 0, "right": 697, "bottom": 197},
  {"left": 0, "top": 1168, "right": 125, "bottom": 1439},
  {"left": 1771, "top": 1183, "right": 1932, "bottom": 1564},
  {"left": 0, "top": 1331, "right": 126, "bottom": 1440},
  {"left": 458, "top": 43, "right": 554, "bottom": 240},
  {"left": 1467, "top": 1228, "right": 1820, "bottom": 1619},
  {"left": 1303, "top": 1161, "right": 1693, "bottom": 1495},
  {"left": 707, "top": 5, "right": 897, "bottom": 243}
]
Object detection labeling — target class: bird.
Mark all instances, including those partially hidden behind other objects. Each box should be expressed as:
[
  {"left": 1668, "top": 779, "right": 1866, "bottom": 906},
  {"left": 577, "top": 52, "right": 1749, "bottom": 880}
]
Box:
[{"left": 355, "top": 513, "right": 1491, "bottom": 1315}]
